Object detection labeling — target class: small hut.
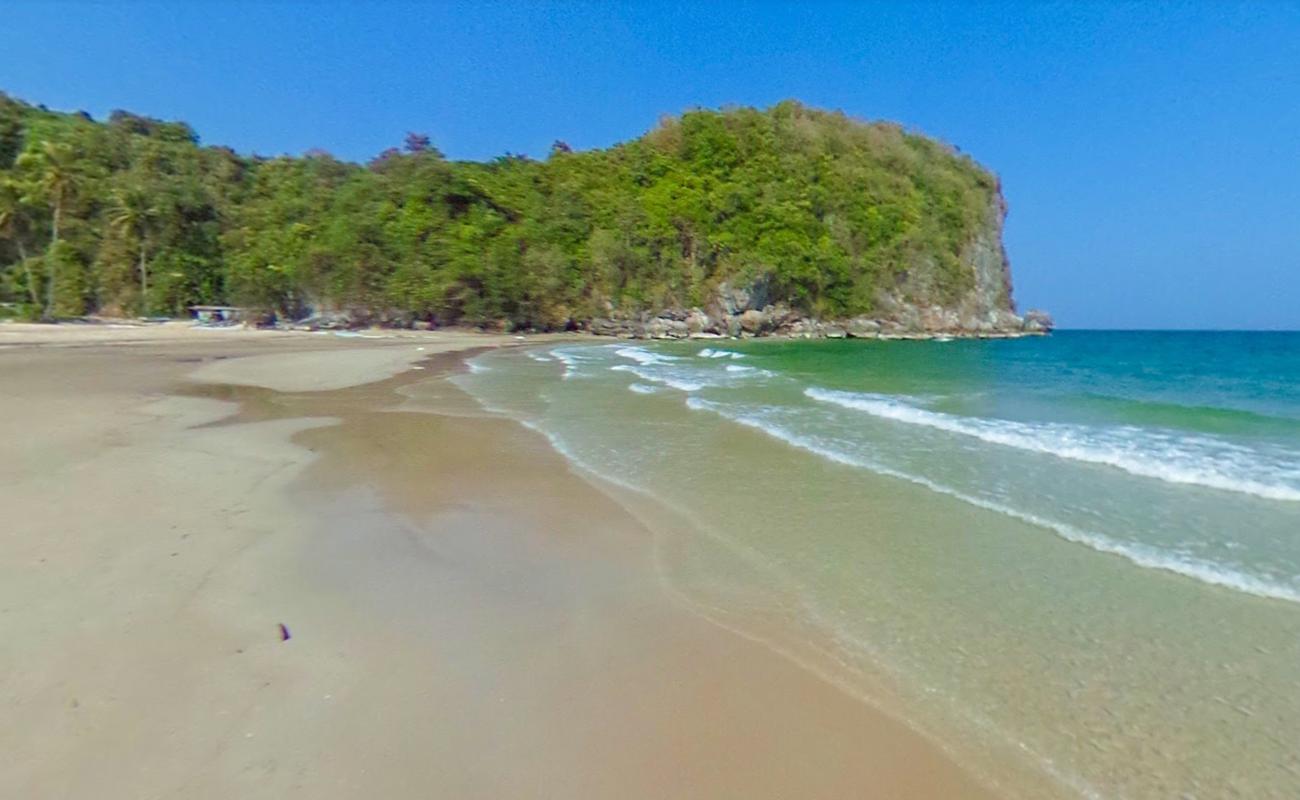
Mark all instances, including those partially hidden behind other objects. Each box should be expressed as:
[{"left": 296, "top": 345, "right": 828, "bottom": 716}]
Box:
[{"left": 189, "top": 305, "right": 247, "bottom": 325}]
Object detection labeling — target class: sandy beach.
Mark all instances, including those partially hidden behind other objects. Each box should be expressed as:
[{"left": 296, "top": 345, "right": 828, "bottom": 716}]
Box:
[{"left": 1, "top": 322, "right": 994, "bottom": 799}]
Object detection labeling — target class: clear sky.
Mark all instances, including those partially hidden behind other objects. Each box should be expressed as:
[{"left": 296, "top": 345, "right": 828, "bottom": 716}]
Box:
[{"left": 3, "top": 1, "right": 1297, "bottom": 329}]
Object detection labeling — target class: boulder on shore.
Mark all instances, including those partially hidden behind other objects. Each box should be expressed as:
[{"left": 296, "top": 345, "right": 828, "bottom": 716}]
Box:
[{"left": 738, "top": 309, "right": 768, "bottom": 334}]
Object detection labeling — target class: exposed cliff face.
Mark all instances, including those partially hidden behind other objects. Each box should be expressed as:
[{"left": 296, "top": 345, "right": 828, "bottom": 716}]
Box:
[
  {"left": 583, "top": 187, "right": 1051, "bottom": 340},
  {"left": 960, "top": 193, "right": 1017, "bottom": 319},
  {"left": 872, "top": 190, "right": 1027, "bottom": 333}
]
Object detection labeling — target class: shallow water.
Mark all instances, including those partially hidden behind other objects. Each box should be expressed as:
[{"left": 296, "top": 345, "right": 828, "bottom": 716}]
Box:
[{"left": 457, "top": 332, "right": 1300, "bottom": 799}]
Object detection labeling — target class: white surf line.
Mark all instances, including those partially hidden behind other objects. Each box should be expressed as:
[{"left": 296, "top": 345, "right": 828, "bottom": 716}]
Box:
[
  {"left": 806, "top": 387, "right": 1300, "bottom": 503},
  {"left": 687, "top": 396, "right": 1300, "bottom": 605}
]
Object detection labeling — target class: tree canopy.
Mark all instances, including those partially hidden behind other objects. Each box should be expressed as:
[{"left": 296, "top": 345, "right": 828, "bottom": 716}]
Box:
[{"left": 0, "top": 93, "right": 1003, "bottom": 327}]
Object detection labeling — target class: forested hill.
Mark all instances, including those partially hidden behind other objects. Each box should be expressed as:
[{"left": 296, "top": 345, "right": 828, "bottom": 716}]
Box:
[{"left": 0, "top": 92, "right": 1044, "bottom": 335}]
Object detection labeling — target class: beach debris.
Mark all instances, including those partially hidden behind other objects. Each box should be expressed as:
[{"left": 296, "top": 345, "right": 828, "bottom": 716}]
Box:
[
  {"left": 332, "top": 330, "right": 384, "bottom": 339},
  {"left": 278, "top": 623, "right": 291, "bottom": 642},
  {"left": 293, "top": 310, "right": 355, "bottom": 330}
]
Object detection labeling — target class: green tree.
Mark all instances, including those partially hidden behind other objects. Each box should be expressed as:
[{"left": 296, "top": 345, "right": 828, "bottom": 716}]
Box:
[
  {"left": 0, "top": 94, "right": 24, "bottom": 169},
  {"left": 107, "top": 184, "right": 161, "bottom": 314},
  {"left": 0, "top": 93, "right": 1008, "bottom": 328},
  {"left": 17, "top": 141, "right": 83, "bottom": 318},
  {"left": 0, "top": 177, "right": 40, "bottom": 309}
]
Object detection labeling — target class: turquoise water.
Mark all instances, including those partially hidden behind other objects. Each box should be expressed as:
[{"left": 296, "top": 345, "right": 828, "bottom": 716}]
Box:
[{"left": 454, "top": 332, "right": 1300, "bottom": 799}]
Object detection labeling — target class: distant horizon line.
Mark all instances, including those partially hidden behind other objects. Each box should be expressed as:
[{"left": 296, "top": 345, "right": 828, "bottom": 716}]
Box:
[{"left": 1051, "top": 327, "right": 1298, "bottom": 333}]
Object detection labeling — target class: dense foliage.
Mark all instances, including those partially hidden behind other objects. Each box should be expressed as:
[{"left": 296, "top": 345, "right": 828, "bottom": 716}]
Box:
[{"left": 0, "top": 93, "right": 1000, "bottom": 326}]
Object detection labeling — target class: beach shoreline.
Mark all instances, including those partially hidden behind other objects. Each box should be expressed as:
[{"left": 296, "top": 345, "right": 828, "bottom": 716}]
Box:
[
  {"left": 0, "top": 315, "right": 1047, "bottom": 350},
  {"left": 1, "top": 323, "right": 995, "bottom": 799}
]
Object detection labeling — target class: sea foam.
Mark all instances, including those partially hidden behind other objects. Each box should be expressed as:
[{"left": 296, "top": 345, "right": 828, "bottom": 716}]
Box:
[
  {"left": 611, "top": 364, "right": 704, "bottom": 392},
  {"left": 698, "top": 348, "right": 746, "bottom": 360},
  {"left": 805, "top": 388, "right": 1300, "bottom": 503},
  {"left": 685, "top": 396, "right": 1300, "bottom": 604},
  {"left": 614, "top": 346, "right": 680, "bottom": 365},
  {"left": 549, "top": 347, "right": 590, "bottom": 379}
]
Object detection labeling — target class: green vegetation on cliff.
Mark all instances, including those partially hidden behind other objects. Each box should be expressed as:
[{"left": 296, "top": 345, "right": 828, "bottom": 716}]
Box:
[{"left": 0, "top": 93, "right": 1004, "bottom": 327}]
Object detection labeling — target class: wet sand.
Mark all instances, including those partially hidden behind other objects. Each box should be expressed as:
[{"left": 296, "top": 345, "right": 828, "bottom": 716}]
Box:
[{"left": 1, "top": 323, "right": 995, "bottom": 798}]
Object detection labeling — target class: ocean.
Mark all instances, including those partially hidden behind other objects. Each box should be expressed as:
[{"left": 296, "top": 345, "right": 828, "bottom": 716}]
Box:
[{"left": 454, "top": 331, "right": 1300, "bottom": 799}]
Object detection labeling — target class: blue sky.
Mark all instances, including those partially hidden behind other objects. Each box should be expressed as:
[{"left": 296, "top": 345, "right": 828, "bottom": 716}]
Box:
[{"left": 3, "top": 1, "right": 1297, "bottom": 329}]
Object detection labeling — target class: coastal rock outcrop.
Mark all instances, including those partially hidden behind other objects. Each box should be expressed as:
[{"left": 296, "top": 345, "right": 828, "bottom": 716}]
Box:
[
  {"left": 846, "top": 317, "right": 881, "bottom": 337},
  {"left": 577, "top": 183, "right": 1050, "bottom": 341},
  {"left": 1023, "top": 309, "right": 1055, "bottom": 333}
]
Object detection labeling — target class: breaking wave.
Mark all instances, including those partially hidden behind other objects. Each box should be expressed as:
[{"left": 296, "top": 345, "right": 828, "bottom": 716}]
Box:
[{"left": 806, "top": 388, "right": 1300, "bottom": 503}]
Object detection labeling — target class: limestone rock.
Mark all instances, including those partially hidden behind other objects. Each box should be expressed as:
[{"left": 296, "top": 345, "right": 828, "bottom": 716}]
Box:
[
  {"left": 846, "top": 317, "right": 880, "bottom": 338},
  {"left": 714, "top": 276, "right": 772, "bottom": 316},
  {"left": 739, "top": 308, "right": 768, "bottom": 334},
  {"left": 645, "top": 316, "right": 690, "bottom": 339},
  {"left": 685, "top": 308, "right": 712, "bottom": 334},
  {"left": 1023, "top": 309, "right": 1055, "bottom": 333}
]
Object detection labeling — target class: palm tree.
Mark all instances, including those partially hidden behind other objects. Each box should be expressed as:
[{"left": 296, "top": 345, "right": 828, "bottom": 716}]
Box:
[
  {"left": 17, "top": 142, "right": 81, "bottom": 318},
  {"left": 0, "top": 178, "right": 40, "bottom": 308},
  {"left": 108, "top": 185, "right": 160, "bottom": 315}
]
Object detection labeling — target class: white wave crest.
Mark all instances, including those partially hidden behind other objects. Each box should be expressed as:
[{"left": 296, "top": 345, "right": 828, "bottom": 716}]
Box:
[
  {"left": 614, "top": 346, "right": 680, "bottom": 365},
  {"left": 805, "top": 388, "right": 1300, "bottom": 503},
  {"left": 698, "top": 348, "right": 745, "bottom": 360},
  {"left": 628, "top": 383, "right": 659, "bottom": 395},
  {"left": 684, "top": 396, "right": 1300, "bottom": 604},
  {"left": 611, "top": 364, "right": 703, "bottom": 392},
  {"left": 550, "top": 348, "right": 589, "bottom": 379}
]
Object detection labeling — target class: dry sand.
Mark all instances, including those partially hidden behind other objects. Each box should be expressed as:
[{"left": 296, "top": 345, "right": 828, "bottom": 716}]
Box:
[{"left": 1, "top": 322, "right": 996, "bottom": 799}]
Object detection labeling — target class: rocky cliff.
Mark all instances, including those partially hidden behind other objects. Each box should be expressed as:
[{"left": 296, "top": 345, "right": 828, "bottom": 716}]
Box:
[{"left": 584, "top": 192, "right": 1052, "bottom": 340}]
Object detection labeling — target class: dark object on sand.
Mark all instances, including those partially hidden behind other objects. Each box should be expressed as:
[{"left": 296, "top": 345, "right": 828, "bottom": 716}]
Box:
[{"left": 278, "top": 623, "right": 291, "bottom": 642}]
